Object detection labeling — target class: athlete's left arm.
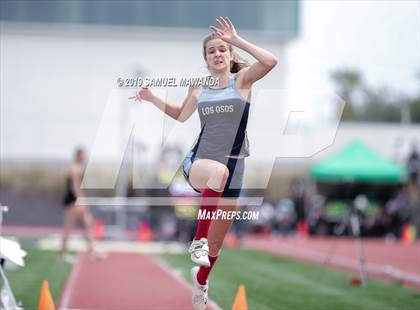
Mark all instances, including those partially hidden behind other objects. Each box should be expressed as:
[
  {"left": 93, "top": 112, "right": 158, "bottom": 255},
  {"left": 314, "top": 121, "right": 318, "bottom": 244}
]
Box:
[
  {"left": 234, "top": 37, "right": 278, "bottom": 87},
  {"left": 210, "top": 17, "right": 278, "bottom": 87}
]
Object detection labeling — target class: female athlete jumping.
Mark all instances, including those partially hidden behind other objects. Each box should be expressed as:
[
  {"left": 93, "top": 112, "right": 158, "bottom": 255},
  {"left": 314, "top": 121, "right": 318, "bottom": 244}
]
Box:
[{"left": 133, "top": 17, "right": 277, "bottom": 309}]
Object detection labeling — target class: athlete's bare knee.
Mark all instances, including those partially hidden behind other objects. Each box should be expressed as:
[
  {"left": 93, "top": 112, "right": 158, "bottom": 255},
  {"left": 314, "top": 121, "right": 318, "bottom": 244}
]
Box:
[{"left": 208, "top": 166, "right": 229, "bottom": 191}]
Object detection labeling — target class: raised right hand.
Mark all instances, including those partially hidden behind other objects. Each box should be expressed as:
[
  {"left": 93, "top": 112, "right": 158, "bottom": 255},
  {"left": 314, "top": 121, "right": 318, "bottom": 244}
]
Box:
[{"left": 129, "top": 86, "right": 155, "bottom": 102}]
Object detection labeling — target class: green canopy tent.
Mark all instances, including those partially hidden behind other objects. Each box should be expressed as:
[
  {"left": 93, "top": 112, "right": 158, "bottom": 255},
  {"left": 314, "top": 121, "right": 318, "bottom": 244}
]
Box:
[{"left": 310, "top": 140, "right": 407, "bottom": 184}]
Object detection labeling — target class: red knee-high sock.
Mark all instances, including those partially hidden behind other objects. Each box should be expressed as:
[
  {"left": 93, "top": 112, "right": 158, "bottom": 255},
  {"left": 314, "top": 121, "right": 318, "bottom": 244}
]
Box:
[
  {"left": 194, "top": 186, "right": 222, "bottom": 240},
  {"left": 197, "top": 255, "right": 218, "bottom": 285}
]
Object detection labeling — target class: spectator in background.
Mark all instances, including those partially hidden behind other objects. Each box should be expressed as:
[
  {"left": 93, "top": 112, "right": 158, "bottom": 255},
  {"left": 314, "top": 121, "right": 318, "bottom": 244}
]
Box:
[
  {"left": 248, "top": 201, "right": 274, "bottom": 234},
  {"left": 307, "top": 194, "right": 327, "bottom": 235},
  {"left": 405, "top": 143, "right": 420, "bottom": 235},
  {"left": 273, "top": 198, "right": 296, "bottom": 236},
  {"left": 384, "top": 185, "right": 410, "bottom": 238},
  {"left": 60, "top": 147, "right": 106, "bottom": 263},
  {"left": 406, "top": 142, "right": 420, "bottom": 187},
  {"left": 260, "top": 201, "right": 275, "bottom": 234},
  {"left": 291, "top": 179, "right": 308, "bottom": 235}
]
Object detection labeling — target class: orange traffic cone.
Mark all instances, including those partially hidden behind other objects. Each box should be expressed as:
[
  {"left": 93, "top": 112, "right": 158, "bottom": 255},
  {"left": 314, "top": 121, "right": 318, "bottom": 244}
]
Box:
[
  {"left": 297, "top": 220, "right": 309, "bottom": 237},
  {"left": 350, "top": 276, "right": 362, "bottom": 286},
  {"left": 225, "top": 232, "right": 238, "bottom": 249},
  {"left": 232, "top": 284, "right": 248, "bottom": 310},
  {"left": 401, "top": 223, "right": 416, "bottom": 246},
  {"left": 38, "top": 280, "right": 55, "bottom": 310},
  {"left": 94, "top": 219, "right": 105, "bottom": 240},
  {"left": 138, "top": 222, "right": 152, "bottom": 241}
]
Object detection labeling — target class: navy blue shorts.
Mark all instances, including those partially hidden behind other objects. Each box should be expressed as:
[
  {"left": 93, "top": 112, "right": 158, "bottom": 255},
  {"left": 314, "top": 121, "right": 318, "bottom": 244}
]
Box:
[{"left": 182, "top": 150, "right": 245, "bottom": 198}]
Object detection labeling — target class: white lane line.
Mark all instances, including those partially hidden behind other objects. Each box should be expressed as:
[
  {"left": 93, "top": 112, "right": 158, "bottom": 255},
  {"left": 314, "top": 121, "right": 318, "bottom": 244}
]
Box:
[{"left": 58, "top": 253, "right": 84, "bottom": 310}]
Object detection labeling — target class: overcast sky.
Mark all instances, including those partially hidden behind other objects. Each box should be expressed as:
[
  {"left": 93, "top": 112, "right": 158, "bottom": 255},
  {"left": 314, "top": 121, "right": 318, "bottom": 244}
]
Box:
[{"left": 285, "top": 0, "right": 420, "bottom": 98}]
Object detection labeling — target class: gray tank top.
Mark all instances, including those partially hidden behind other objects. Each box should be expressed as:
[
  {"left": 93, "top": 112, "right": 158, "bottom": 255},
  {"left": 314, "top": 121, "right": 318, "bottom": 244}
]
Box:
[{"left": 190, "top": 73, "right": 250, "bottom": 160}]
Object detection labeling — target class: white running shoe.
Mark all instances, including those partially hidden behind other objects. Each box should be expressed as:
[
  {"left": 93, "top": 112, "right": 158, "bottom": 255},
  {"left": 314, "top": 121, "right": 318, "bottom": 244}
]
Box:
[
  {"left": 191, "top": 266, "right": 208, "bottom": 310},
  {"left": 88, "top": 251, "right": 108, "bottom": 261},
  {"left": 189, "top": 238, "right": 210, "bottom": 267},
  {"left": 59, "top": 253, "right": 77, "bottom": 264}
]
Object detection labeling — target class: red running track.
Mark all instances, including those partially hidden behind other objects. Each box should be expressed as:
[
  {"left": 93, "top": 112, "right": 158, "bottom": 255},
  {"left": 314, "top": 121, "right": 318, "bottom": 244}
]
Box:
[
  {"left": 58, "top": 252, "right": 220, "bottom": 310},
  {"left": 242, "top": 235, "right": 420, "bottom": 289}
]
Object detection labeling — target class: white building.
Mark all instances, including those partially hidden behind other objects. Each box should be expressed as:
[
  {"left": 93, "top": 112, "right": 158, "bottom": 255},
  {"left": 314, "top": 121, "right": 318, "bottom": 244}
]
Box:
[{"left": 0, "top": 1, "right": 299, "bottom": 165}]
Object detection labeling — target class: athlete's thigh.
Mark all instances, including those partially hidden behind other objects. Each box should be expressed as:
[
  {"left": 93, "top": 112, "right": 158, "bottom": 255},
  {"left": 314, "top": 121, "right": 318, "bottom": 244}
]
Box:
[
  {"left": 74, "top": 204, "right": 92, "bottom": 223},
  {"left": 189, "top": 158, "right": 228, "bottom": 192},
  {"left": 64, "top": 204, "right": 78, "bottom": 227}
]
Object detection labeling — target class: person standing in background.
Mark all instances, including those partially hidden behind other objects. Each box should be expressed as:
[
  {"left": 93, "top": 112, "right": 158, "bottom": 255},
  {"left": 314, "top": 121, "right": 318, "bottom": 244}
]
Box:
[{"left": 60, "top": 147, "right": 106, "bottom": 263}]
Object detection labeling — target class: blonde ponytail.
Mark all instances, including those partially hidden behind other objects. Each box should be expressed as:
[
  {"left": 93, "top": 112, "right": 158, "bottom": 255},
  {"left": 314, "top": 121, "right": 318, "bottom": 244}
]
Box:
[{"left": 230, "top": 51, "right": 250, "bottom": 73}]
